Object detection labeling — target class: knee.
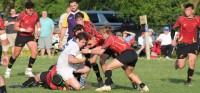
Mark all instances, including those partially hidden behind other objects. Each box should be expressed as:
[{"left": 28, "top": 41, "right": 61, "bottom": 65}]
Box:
[
  {"left": 178, "top": 64, "right": 185, "bottom": 69},
  {"left": 73, "top": 85, "right": 81, "bottom": 90}
]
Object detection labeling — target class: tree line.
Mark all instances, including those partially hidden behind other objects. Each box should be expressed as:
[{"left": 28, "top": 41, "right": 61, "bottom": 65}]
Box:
[{"left": 0, "top": 0, "right": 199, "bottom": 25}]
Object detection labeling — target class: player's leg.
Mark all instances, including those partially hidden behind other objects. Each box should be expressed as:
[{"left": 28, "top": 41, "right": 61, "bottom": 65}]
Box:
[
  {"left": 4, "top": 34, "right": 25, "bottom": 78},
  {"left": 26, "top": 40, "right": 38, "bottom": 77},
  {"left": 4, "top": 46, "right": 23, "bottom": 78},
  {"left": 122, "top": 66, "right": 139, "bottom": 90},
  {"left": 124, "top": 66, "right": 149, "bottom": 92},
  {"left": 175, "top": 43, "right": 187, "bottom": 69},
  {"left": 186, "top": 53, "right": 197, "bottom": 85},
  {"left": 66, "top": 77, "right": 81, "bottom": 90},
  {"left": 74, "top": 64, "right": 90, "bottom": 88},
  {"left": 99, "top": 49, "right": 115, "bottom": 88},
  {"left": 96, "top": 58, "right": 123, "bottom": 92},
  {"left": 0, "top": 75, "right": 7, "bottom": 93},
  {"left": 90, "top": 54, "right": 104, "bottom": 87}
]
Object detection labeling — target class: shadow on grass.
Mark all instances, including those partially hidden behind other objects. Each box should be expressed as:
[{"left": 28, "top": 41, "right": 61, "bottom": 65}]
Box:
[
  {"left": 195, "top": 72, "right": 200, "bottom": 76},
  {"left": 89, "top": 82, "right": 133, "bottom": 90},
  {"left": 161, "top": 78, "right": 185, "bottom": 84}
]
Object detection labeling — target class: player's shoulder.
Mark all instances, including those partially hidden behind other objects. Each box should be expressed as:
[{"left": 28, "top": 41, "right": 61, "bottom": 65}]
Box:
[{"left": 194, "top": 15, "right": 200, "bottom": 21}]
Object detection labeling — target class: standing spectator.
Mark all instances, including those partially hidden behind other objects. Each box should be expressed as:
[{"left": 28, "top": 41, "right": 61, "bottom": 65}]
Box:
[
  {"left": 4, "top": 1, "right": 40, "bottom": 78},
  {"left": 61, "top": 0, "right": 89, "bottom": 42},
  {"left": 38, "top": 11, "right": 54, "bottom": 57},
  {"left": 58, "top": 7, "right": 70, "bottom": 48},
  {"left": 4, "top": 9, "right": 18, "bottom": 55},
  {"left": 156, "top": 26, "right": 173, "bottom": 59}
]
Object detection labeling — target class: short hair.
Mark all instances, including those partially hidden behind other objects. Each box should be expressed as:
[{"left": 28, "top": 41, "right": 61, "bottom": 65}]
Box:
[
  {"left": 75, "top": 12, "right": 84, "bottom": 20},
  {"left": 73, "top": 24, "right": 84, "bottom": 33},
  {"left": 75, "top": 32, "right": 88, "bottom": 41},
  {"left": 184, "top": 3, "right": 194, "bottom": 9},
  {"left": 99, "top": 25, "right": 112, "bottom": 34},
  {"left": 42, "top": 11, "right": 47, "bottom": 14},
  {"left": 25, "top": 1, "right": 35, "bottom": 9},
  {"left": 52, "top": 74, "right": 63, "bottom": 86},
  {"left": 69, "top": 0, "right": 78, "bottom": 4}
]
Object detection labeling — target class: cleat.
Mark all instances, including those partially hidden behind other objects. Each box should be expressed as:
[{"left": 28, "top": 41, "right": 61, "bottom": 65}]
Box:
[
  {"left": 185, "top": 82, "right": 192, "bottom": 86},
  {"left": 97, "top": 78, "right": 104, "bottom": 88},
  {"left": 174, "top": 60, "right": 178, "bottom": 70},
  {"left": 95, "top": 85, "right": 111, "bottom": 92},
  {"left": 132, "top": 82, "right": 139, "bottom": 90},
  {"left": 141, "top": 86, "right": 149, "bottom": 92},
  {"left": 25, "top": 68, "right": 34, "bottom": 77},
  {"left": 4, "top": 68, "right": 11, "bottom": 78},
  {"left": 80, "top": 86, "right": 85, "bottom": 90}
]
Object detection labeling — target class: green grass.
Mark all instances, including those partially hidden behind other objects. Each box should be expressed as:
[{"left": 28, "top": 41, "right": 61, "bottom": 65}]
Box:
[{"left": 1, "top": 55, "right": 200, "bottom": 93}]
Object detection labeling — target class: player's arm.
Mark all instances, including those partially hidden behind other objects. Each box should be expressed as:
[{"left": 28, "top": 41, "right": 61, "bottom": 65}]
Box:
[
  {"left": 4, "top": 21, "right": 15, "bottom": 27},
  {"left": 35, "top": 21, "right": 41, "bottom": 38},
  {"left": 68, "top": 55, "right": 85, "bottom": 64}
]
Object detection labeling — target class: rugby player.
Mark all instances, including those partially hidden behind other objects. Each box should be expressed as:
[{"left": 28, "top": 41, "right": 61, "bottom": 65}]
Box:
[
  {"left": 171, "top": 3, "right": 200, "bottom": 86},
  {"left": 56, "top": 32, "right": 90, "bottom": 90},
  {"left": 9, "top": 65, "right": 66, "bottom": 90},
  {"left": 4, "top": 1, "right": 40, "bottom": 78},
  {"left": 82, "top": 26, "right": 149, "bottom": 92}
]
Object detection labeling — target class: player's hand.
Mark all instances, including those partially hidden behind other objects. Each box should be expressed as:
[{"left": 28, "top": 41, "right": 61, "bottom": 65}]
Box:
[
  {"left": 171, "top": 40, "right": 176, "bottom": 46},
  {"left": 58, "top": 42, "right": 63, "bottom": 49},
  {"left": 25, "top": 27, "right": 33, "bottom": 32},
  {"left": 10, "top": 22, "right": 15, "bottom": 24},
  {"left": 1, "top": 55, "right": 8, "bottom": 66},
  {"left": 81, "top": 48, "right": 90, "bottom": 54},
  {"left": 0, "top": 30, "right": 6, "bottom": 35},
  {"left": 81, "top": 57, "right": 86, "bottom": 63}
]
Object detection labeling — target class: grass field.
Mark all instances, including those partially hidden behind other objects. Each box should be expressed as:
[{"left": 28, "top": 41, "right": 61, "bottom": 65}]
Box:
[{"left": 1, "top": 55, "right": 200, "bottom": 93}]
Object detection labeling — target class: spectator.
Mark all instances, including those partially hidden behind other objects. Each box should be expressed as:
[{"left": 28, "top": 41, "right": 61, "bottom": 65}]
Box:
[
  {"left": 148, "top": 28, "right": 156, "bottom": 43},
  {"left": 59, "top": 7, "right": 70, "bottom": 48},
  {"left": 156, "top": 26, "right": 173, "bottom": 59},
  {"left": 4, "top": 9, "right": 18, "bottom": 55},
  {"left": 61, "top": 0, "right": 89, "bottom": 42},
  {"left": 122, "top": 31, "right": 136, "bottom": 47},
  {"left": 38, "top": 11, "right": 54, "bottom": 57}
]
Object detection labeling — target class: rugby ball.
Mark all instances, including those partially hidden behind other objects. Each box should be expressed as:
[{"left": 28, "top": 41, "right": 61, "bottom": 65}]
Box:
[{"left": 76, "top": 52, "right": 84, "bottom": 59}]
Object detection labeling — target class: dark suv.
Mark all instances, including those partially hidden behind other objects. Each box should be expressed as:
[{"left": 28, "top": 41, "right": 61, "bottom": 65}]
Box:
[{"left": 54, "top": 11, "right": 140, "bottom": 33}]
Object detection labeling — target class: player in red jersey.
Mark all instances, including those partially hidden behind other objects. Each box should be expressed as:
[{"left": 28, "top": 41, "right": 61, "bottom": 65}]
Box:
[
  {"left": 4, "top": 1, "right": 40, "bottom": 78},
  {"left": 171, "top": 3, "right": 200, "bottom": 86},
  {"left": 9, "top": 65, "right": 68, "bottom": 90},
  {"left": 81, "top": 26, "right": 149, "bottom": 92},
  {"left": 75, "top": 12, "right": 104, "bottom": 88}
]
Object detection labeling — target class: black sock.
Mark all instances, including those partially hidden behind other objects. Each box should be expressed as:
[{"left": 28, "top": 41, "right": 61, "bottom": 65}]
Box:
[
  {"left": 22, "top": 77, "right": 36, "bottom": 87},
  {"left": 0, "top": 45, "right": 2, "bottom": 61},
  {"left": 0, "top": 85, "right": 7, "bottom": 93},
  {"left": 92, "top": 63, "right": 102, "bottom": 81},
  {"left": 28, "top": 57, "right": 36, "bottom": 68},
  {"left": 139, "top": 83, "right": 146, "bottom": 88},
  {"left": 8, "top": 56, "right": 16, "bottom": 69},
  {"left": 85, "top": 59, "right": 91, "bottom": 68},
  {"left": 105, "top": 70, "right": 112, "bottom": 85},
  {"left": 73, "top": 72, "right": 81, "bottom": 81},
  {"left": 187, "top": 68, "right": 194, "bottom": 83}
]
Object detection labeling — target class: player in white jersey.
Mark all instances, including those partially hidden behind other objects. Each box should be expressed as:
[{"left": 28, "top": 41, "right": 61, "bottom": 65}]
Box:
[{"left": 56, "top": 32, "right": 90, "bottom": 90}]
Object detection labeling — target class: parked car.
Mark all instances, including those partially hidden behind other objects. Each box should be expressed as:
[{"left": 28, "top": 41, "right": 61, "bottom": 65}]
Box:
[{"left": 54, "top": 10, "right": 140, "bottom": 34}]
